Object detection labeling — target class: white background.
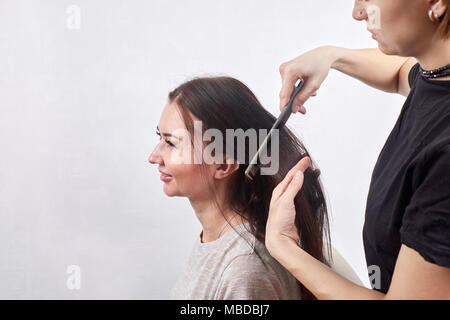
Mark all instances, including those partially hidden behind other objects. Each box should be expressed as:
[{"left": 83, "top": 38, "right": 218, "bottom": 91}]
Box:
[{"left": 0, "top": 0, "right": 406, "bottom": 298}]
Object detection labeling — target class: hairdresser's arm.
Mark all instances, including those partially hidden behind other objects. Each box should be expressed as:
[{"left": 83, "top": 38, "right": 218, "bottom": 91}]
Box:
[
  {"left": 279, "top": 46, "right": 417, "bottom": 113},
  {"left": 332, "top": 47, "right": 417, "bottom": 96},
  {"left": 265, "top": 158, "right": 450, "bottom": 300},
  {"left": 268, "top": 238, "right": 450, "bottom": 300}
]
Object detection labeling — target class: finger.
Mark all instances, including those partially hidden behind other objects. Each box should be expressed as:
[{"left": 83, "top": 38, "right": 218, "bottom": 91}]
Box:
[
  {"left": 291, "top": 82, "right": 318, "bottom": 109},
  {"left": 283, "top": 170, "right": 305, "bottom": 201},
  {"left": 273, "top": 156, "right": 311, "bottom": 198},
  {"left": 293, "top": 106, "right": 306, "bottom": 114},
  {"left": 279, "top": 74, "right": 299, "bottom": 112},
  {"left": 299, "top": 106, "right": 307, "bottom": 114}
]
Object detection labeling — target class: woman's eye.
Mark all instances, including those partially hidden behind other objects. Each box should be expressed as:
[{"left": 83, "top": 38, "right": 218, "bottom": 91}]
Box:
[{"left": 165, "top": 140, "right": 175, "bottom": 147}]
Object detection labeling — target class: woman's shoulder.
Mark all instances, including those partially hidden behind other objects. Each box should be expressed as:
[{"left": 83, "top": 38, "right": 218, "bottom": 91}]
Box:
[
  {"left": 220, "top": 224, "right": 293, "bottom": 279},
  {"left": 215, "top": 238, "right": 302, "bottom": 300},
  {"left": 219, "top": 223, "right": 257, "bottom": 255}
]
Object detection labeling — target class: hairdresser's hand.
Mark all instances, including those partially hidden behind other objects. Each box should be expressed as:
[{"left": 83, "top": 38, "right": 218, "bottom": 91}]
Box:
[
  {"left": 279, "top": 46, "right": 338, "bottom": 114},
  {"left": 265, "top": 157, "right": 312, "bottom": 255}
]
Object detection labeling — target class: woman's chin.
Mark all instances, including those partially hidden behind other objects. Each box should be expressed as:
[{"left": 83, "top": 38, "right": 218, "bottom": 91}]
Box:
[
  {"left": 162, "top": 184, "right": 180, "bottom": 197},
  {"left": 376, "top": 39, "right": 397, "bottom": 56}
]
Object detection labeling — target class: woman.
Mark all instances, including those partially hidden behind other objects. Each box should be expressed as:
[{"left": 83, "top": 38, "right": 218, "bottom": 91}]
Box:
[
  {"left": 266, "top": 0, "right": 450, "bottom": 299},
  {"left": 148, "top": 76, "right": 349, "bottom": 299}
]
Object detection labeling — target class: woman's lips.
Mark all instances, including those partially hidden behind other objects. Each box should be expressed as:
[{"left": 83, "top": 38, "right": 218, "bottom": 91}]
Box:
[
  {"left": 367, "top": 27, "right": 377, "bottom": 40},
  {"left": 159, "top": 172, "right": 173, "bottom": 182}
]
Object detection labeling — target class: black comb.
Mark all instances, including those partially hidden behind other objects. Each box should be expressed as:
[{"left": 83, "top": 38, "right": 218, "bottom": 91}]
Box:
[{"left": 245, "top": 80, "right": 305, "bottom": 180}]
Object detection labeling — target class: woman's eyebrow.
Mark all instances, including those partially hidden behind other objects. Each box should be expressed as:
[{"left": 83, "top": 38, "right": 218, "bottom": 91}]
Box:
[{"left": 156, "top": 126, "right": 180, "bottom": 140}]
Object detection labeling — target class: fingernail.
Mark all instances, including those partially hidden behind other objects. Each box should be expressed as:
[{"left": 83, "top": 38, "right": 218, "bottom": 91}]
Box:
[{"left": 294, "top": 171, "right": 302, "bottom": 180}]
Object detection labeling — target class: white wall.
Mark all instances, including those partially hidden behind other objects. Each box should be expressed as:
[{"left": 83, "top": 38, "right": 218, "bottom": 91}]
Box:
[{"left": 0, "top": 0, "right": 406, "bottom": 298}]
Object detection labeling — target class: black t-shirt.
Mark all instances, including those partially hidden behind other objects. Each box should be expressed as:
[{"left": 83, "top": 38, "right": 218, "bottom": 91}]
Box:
[{"left": 363, "top": 63, "right": 450, "bottom": 293}]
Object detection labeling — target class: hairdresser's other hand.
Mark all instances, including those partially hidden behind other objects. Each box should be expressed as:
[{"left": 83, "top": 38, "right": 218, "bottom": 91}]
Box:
[
  {"left": 265, "top": 156, "right": 311, "bottom": 255},
  {"left": 279, "top": 46, "right": 338, "bottom": 114}
]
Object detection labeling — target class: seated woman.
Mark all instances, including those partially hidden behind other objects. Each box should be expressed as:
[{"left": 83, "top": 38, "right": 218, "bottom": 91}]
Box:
[{"left": 148, "top": 76, "right": 356, "bottom": 300}]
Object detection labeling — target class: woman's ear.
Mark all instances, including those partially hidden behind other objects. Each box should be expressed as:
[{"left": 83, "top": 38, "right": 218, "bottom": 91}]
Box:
[
  {"left": 213, "top": 158, "right": 240, "bottom": 180},
  {"left": 431, "top": 0, "right": 448, "bottom": 18}
]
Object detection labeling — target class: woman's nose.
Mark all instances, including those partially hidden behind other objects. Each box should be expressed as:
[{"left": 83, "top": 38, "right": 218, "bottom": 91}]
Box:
[
  {"left": 352, "top": 0, "right": 368, "bottom": 21},
  {"left": 148, "top": 143, "right": 163, "bottom": 165}
]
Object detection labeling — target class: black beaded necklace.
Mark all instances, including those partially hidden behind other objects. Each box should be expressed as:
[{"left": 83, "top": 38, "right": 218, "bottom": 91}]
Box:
[{"left": 419, "top": 63, "right": 450, "bottom": 79}]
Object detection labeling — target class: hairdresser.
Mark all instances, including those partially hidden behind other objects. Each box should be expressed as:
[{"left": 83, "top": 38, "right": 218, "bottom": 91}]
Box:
[{"left": 265, "top": 0, "right": 450, "bottom": 299}]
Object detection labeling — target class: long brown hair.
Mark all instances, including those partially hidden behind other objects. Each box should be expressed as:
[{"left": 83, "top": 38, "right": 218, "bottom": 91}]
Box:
[{"left": 168, "top": 76, "right": 331, "bottom": 299}]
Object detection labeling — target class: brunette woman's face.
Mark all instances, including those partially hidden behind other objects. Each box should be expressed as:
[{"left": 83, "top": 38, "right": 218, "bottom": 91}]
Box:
[
  {"left": 148, "top": 102, "right": 213, "bottom": 199},
  {"left": 352, "top": 0, "right": 436, "bottom": 56}
]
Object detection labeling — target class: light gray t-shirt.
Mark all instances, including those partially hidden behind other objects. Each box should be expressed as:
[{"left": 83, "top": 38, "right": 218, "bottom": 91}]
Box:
[{"left": 170, "top": 223, "right": 302, "bottom": 300}]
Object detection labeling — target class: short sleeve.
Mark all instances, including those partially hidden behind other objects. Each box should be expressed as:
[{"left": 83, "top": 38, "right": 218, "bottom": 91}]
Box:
[
  {"left": 400, "top": 145, "right": 450, "bottom": 267},
  {"left": 214, "top": 255, "right": 281, "bottom": 300},
  {"left": 408, "top": 63, "right": 420, "bottom": 88}
]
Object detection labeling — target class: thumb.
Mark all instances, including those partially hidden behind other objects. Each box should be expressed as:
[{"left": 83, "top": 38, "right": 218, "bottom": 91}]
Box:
[{"left": 282, "top": 170, "right": 305, "bottom": 202}]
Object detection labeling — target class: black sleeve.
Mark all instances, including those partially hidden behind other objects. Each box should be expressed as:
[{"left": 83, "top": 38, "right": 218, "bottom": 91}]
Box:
[
  {"left": 400, "top": 144, "right": 450, "bottom": 267},
  {"left": 408, "top": 63, "right": 420, "bottom": 88}
]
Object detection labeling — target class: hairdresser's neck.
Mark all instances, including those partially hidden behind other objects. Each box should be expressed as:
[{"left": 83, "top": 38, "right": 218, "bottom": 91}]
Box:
[
  {"left": 416, "top": 36, "right": 450, "bottom": 80},
  {"left": 189, "top": 197, "right": 244, "bottom": 243}
]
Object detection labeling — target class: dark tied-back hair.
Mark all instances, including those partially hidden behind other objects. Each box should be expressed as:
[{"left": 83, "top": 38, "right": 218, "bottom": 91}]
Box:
[{"left": 168, "top": 76, "right": 331, "bottom": 300}]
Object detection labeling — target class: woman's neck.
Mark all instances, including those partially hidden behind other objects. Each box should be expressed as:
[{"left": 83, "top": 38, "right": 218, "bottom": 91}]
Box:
[
  {"left": 416, "top": 37, "right": 450, "bottom": 80},
  {"left": 189, "top": 198, "right": 245, "bottom": 243}
]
